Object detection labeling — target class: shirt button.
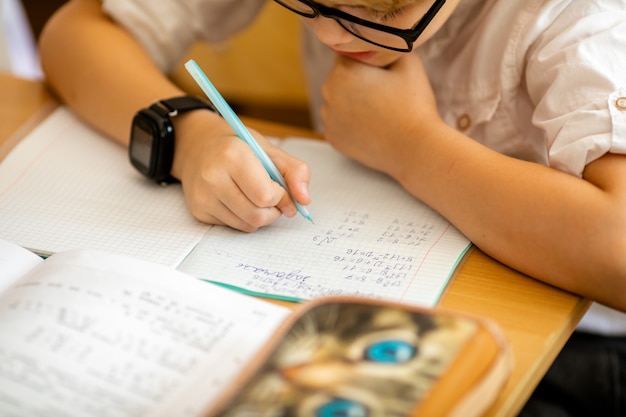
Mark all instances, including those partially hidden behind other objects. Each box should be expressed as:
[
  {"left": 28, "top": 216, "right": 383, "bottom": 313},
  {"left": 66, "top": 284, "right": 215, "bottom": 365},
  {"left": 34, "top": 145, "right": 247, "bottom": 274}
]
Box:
[
  {"left": 616, "top": 97, "right": 626, "bottom": 111},
  {"left": 456, "top": 113, "right": 472, "bottom": 130}
]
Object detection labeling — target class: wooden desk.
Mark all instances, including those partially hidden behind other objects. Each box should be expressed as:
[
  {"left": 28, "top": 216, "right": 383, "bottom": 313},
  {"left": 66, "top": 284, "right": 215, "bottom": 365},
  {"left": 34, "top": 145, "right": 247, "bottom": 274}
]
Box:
[{"left": 0, "top": 72, "right": 590, "bottom": 417}]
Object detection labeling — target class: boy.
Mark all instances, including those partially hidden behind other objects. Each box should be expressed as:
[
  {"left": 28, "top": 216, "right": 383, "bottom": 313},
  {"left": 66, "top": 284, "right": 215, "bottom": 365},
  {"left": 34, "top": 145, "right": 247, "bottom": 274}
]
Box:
[{"left": 40, "top": 1, "right": 626, "bottom": 414}]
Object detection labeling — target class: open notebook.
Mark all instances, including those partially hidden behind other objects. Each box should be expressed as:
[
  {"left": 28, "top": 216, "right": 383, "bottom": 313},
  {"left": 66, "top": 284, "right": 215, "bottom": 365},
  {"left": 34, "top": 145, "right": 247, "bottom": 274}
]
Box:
[{"left": 0, "top": 107, "right": 471, "bottom": 306}]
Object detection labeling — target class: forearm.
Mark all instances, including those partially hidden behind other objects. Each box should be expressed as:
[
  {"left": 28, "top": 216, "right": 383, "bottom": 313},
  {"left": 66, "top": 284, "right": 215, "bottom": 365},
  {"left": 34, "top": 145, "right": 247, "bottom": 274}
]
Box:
[
  {"left": 39, "top": 0, "right": 184, "bottom": 145},
  {"left": 394, "top": 123, "right": 626, "bottom": 310}
]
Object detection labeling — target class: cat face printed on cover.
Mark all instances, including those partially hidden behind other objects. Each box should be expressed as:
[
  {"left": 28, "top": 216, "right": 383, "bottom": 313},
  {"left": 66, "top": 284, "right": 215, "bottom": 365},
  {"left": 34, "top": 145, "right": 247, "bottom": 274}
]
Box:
[{"left": 214, "top": 302, "right": 476, "bottom": 417}]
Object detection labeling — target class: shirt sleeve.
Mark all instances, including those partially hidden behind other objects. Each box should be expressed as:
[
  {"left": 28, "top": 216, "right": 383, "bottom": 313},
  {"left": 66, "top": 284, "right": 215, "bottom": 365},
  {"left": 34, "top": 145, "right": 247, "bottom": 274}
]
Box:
[
  {"left": 101, "top": 0, "right": 266, "bottom": 73},
  {"left": 525, "top": 2, "right": 626, "bottom": 177}
]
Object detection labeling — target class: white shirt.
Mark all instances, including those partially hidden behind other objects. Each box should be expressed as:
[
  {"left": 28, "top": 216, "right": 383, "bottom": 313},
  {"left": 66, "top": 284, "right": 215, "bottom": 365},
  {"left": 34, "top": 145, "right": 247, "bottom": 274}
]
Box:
[{"left": 103, "top": 0, "right": 626, "bottom": 333}]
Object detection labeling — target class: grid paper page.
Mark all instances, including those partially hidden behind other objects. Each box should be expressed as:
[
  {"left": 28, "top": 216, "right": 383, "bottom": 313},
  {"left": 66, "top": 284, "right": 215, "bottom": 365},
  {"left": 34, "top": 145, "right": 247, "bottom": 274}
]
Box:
[
  {"left": 180, "top": 139, "right": 471, "bottom": 307},
  {"left": 0, "top": 107, "right": 209, "bottom": 266}
]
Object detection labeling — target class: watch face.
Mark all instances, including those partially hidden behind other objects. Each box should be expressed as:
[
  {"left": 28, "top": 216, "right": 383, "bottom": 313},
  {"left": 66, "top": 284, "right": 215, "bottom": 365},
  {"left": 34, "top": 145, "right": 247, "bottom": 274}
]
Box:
[
  {"left": 130, "top": 116, "right": 155, "bottom": 176},
  {"left": 130, "top": 100, "right": 200, "bottom": 183}
]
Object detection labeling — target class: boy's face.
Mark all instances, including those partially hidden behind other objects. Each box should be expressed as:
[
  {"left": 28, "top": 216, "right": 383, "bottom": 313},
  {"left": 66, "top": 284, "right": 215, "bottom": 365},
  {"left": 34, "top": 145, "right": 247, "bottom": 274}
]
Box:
[{"left": 305, "top": 0, "right": 461, "bottom": 67}]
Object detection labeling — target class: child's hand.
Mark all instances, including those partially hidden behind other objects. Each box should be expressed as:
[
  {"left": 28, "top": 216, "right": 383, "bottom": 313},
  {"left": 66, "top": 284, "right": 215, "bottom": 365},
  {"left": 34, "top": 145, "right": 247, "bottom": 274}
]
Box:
[
  {"left": 321, "top": 53, "right": 442, "bottom": 179},
  {"left": 172, "top": 113, "right": 311, "bottom": 232}
]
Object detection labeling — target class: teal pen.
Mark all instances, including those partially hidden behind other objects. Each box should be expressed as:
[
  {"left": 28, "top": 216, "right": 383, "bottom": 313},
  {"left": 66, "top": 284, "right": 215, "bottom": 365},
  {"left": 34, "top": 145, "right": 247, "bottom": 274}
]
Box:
[{"left": 184, "top": 59, "right": 313, "bottom": 223}]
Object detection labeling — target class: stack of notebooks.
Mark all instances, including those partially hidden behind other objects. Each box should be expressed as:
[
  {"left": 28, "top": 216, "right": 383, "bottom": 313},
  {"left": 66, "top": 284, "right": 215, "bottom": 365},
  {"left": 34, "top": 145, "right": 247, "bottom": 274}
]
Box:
[{"left": 0, "top": 241, "right": 512, "bottom": 417}]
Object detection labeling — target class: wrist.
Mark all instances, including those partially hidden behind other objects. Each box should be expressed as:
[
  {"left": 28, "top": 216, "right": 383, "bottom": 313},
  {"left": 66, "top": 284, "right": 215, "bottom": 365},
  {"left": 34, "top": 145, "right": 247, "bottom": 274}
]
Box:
[
  {"left": 392, "top": 119, "right": 456, "bottom": 192},
  {"left": 170, "top": 108, "right": 229, "bottom": 181}
]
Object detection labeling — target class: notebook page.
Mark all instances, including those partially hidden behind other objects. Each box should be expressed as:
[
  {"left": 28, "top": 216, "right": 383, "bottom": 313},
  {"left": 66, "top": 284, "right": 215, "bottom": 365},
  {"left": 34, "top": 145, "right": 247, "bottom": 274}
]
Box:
[
  {"left": 0, "top": 239, "right": 42, "bottom": 294},
  {"left": 0, "top": 107, "right": 209, "bottom": 266},
  {"left": 0, "top": 249, "right": 290, "bottom": 417},
  {"left": 179, "top": 139, "right": 471, "bottom": 307}
]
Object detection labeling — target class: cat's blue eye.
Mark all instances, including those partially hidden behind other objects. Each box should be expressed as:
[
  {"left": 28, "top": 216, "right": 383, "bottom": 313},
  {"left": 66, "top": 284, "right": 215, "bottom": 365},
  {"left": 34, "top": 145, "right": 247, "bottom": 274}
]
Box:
[
  {"left": 364, "top": 340, "right": 416, "bottom": 363},
  {"left": 315, "top": 398, "right": 368, "bottom": 417}
]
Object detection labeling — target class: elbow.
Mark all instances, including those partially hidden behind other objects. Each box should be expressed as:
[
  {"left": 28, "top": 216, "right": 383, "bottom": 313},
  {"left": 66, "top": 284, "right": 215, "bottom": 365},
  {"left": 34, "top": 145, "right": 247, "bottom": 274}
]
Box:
[
  {"left": 594, "top": 220, "right": 626, "bottom": 312},
  {"left": 611, "top": 238, "right": 626, "bottom": 312}
]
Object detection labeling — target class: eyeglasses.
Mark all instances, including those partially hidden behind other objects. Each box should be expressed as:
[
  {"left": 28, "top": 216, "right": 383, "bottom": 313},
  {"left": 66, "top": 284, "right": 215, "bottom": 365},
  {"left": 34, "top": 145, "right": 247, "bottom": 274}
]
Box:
[{"left": 273, "top": 0, "right": 446, "bottom": 52}]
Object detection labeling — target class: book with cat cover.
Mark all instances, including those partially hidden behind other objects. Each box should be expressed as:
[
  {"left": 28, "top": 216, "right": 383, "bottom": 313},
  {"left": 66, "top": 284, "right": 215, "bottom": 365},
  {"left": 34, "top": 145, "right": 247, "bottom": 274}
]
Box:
[
  {"left": 0, "top": 240, "right": 511, "bottom": 417},
  {"left": 206, "top": 297, "right": 513, "bottom": 417}
]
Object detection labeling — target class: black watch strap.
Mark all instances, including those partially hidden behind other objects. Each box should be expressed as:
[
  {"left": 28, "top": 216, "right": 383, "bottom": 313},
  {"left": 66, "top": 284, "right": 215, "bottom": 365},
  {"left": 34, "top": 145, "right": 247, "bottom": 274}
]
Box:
[{"left": 149, "top": 96, "right": 216, "bottom": 118}]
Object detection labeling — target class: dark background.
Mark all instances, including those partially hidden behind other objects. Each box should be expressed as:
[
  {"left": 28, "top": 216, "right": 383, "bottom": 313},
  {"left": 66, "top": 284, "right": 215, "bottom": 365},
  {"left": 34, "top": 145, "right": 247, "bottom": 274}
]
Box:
[{"left": 22, "top": 0, "right": 67, "bottom": 39}]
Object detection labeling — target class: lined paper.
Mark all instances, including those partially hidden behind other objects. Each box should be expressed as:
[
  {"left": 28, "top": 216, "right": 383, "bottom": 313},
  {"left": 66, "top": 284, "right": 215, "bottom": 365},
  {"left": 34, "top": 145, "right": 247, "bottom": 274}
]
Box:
[{"left": 179, "top": 139, "right": 471, "bottom": 306}]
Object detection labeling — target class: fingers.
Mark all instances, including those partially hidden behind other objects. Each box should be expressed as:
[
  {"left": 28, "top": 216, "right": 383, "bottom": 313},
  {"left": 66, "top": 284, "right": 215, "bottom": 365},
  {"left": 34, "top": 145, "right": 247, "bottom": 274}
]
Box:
[
  {"left": 190, "top": 182, "right": 284, "bottom": 233},
  {"left": 266, "top": 143, "right": 312, "bottom": 213},
  {"left": 185, "top": 148, "right": 284, "bottom": 232},
  {"left": 186, "top": 182, "right": 284, "bottom": 233},
  {"left": 181, "top": 134, "right": 311, "bottom": 232}
]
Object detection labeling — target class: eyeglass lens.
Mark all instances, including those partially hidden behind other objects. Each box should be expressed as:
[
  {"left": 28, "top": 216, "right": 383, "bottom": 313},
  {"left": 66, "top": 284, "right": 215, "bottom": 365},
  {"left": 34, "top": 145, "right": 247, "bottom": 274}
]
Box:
[{"left": 274, "top": 0, "right": 414, "bottom": 51}]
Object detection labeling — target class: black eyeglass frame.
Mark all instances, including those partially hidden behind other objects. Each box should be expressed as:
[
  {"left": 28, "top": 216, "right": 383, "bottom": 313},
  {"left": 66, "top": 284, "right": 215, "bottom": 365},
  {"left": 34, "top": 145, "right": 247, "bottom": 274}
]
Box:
[{"left": 273, "top": 0, "right": 447, "bottom": 52}]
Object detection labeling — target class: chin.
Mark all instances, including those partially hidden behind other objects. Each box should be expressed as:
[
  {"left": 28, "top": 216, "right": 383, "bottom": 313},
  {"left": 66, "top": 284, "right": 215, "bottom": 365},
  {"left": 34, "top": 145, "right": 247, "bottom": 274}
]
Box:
[{"left": 368, "top": 53, "right": 404, "bottom": 68}]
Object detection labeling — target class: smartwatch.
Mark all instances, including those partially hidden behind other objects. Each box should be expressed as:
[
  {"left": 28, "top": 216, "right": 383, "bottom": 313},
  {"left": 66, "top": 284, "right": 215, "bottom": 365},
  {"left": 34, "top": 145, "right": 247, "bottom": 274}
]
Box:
[{"left": 129, "top": 96, "right": 215, "bottom": 184}]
